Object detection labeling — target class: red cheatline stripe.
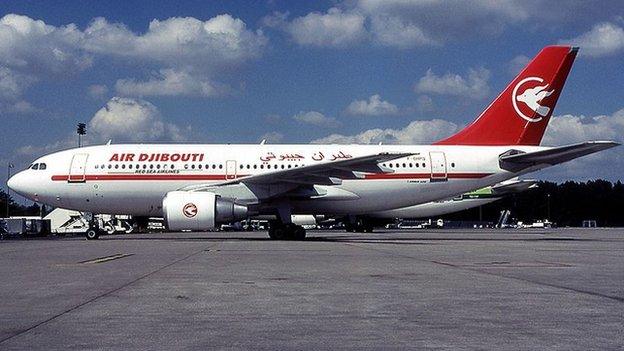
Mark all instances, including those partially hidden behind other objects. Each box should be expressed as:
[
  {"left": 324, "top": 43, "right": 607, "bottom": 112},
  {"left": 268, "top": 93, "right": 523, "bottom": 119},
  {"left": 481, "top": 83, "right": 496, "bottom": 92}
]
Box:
[
  {"left": 51, "top": 174, "right": 240, "bottom": 181},
  {"left": 52, "top": 172, "right": 492, "bottom": 182}
]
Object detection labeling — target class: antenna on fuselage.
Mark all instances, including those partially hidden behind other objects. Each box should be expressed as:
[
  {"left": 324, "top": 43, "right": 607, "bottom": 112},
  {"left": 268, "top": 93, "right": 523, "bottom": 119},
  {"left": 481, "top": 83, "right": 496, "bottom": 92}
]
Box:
[
  {"left": 106, "top": 139, "right": 112, "bottom": 145},
  {"left": 260, "top": 139, "right": 267, "bottom": 145}
]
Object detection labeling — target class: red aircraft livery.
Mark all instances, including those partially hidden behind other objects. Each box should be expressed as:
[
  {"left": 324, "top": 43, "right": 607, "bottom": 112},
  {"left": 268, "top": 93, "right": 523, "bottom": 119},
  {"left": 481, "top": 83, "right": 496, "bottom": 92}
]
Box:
[{"left": 109, "top": 153, "right": 205, "bottom": 163}]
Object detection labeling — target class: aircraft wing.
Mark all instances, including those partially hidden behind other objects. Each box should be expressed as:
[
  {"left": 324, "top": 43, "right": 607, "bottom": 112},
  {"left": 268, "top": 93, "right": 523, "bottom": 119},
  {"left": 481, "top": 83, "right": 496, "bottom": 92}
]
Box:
[
  {"left": 179, "top": 152, "right": 413, "bottom": 192},
  {"left": 499, "top": 141, "right": 619, "bottom": 172}
]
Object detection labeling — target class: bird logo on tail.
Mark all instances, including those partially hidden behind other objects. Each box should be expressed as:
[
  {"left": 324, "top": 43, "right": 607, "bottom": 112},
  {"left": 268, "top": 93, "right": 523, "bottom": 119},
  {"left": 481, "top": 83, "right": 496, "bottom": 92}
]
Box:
[{"left": 512, "top": 77, "right": 555, "bottom": 122}]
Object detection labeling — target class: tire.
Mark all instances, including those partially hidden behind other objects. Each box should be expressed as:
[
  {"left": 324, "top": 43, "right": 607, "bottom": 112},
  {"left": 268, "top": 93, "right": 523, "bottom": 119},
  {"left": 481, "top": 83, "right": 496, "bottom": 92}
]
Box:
[
  {"left": 268, "top": 224, "right": 287, "bottom": 240},
  {"left": 293, "top": 225, "right": 306, "bottom": 240},
  {"left": 85, "top": 229, "right": 100, "bottom": 240},
  {"left": 273, "top": 226, "right": 287, "bottom": 240}
]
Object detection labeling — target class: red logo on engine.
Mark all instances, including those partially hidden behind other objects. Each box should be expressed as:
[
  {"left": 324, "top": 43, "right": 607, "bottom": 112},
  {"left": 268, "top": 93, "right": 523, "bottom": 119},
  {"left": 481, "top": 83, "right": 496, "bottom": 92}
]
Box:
[{"left": 183, "top": 203, "right": 198, "bottom": 218}]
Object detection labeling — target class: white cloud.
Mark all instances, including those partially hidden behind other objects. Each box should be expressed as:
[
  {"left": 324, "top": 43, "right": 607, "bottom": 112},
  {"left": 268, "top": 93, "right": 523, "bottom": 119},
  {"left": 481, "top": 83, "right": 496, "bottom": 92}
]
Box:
[
  {"left": 560, "top": 22, "right": 624, "bottom": 57},
  {"left": 543, "top": 109, "right": 624, "bottom": 146},
  {"left": 83, "top": 15, "right": 267, "bottom": 68},
  {"left": 345, "top": 94, "right": 399, "bottom": 116},
  {"left": 414, "top": 67, "right": 490, "bottom": 99},
  {"left": 369, "top": 15, "right": 436, "bottom": 48},
  {"left": 0, "top": 14, "right": 92, "bottom": 75},
  {"left": 88, "top": 84, "right": 108, "bottom": 99},
  {"left": 416, "top": 95, "right": 435, "bottom": 112},
  {"left": 312, "top": 119, "right": 458, "bottom": 144},
  {"left": 260, "top": 131, "right": 284, "bottom": 143},
  {"left": 9, "top": 100, "right": 38, "bottom": 114},
  {"left": 264, "top": 113, "right": 282, "bottom": 124},
  {"left": 89, "top": 97, "right": 187, "bottom": 142},
  {"left": 0, "top": 14, "right": 267, "bottom": 101},
  {"left": 279, "top": 8, "right": 367, "bottom": 47},
  {"left": 274, "top": 1, "right": 602, "bottom": 49},
  {"left": 115, "top": 69, "right": 223, "bottom": 97},
  {"left": 508, "top": 55, "right": 530, "bottom": 75},
  {"left": 357, "top": 0, "right": 529, "bottom": 48},
  {"left": 293, "top": 110, "right": 340, "bottom": 128}
]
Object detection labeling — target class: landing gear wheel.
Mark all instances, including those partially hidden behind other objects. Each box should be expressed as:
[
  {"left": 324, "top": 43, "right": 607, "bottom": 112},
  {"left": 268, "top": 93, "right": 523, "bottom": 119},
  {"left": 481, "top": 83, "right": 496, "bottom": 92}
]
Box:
[
  {"left": 85, "top": 229, "right": 100, "bottom": 240},
  {"left": 268, "top": 223, "right": 306, "bottom": 240},
  {"left": 269, "top": 224, "right": 287, "bottom": 240},
  {"left": 293, "top": 225, "right": 306, "bottom": 240}
]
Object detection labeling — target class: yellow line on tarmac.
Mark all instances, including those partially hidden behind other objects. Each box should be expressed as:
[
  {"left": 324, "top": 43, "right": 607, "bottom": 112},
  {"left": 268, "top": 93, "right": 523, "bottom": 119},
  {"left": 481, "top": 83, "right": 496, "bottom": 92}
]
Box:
[{"left": 78, "top": 253, "right": 134, "bottom": 264}]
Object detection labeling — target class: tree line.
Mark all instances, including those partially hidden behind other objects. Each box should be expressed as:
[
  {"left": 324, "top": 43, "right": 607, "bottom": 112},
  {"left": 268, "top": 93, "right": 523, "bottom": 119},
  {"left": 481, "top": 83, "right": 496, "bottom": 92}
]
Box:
[
  {"left": 443, "top": 180, "right": 624, "bottom": 227},
  {"left": 2, "top": 179, "right": 624, "bottom": 227}
]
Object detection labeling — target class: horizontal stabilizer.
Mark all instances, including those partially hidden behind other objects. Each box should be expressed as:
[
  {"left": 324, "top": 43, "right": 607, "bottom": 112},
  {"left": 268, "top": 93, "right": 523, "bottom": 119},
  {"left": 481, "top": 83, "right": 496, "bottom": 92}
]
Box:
[
  {"left": 499, "top": 141, "right": 619, "bottom": 172},
  {"left": 491, "top": 179, "right": 538, "bottom": 194}
]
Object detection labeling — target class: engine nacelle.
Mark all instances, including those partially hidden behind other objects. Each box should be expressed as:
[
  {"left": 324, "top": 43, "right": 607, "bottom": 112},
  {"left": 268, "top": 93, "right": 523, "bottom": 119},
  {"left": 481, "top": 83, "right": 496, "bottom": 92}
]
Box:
[{"left": 163, "top": 191, "right": 248, "bottom": 231}]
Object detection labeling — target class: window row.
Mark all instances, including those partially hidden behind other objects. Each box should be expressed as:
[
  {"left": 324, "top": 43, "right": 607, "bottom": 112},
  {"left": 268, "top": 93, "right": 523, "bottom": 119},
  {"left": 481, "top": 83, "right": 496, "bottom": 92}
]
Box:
[
  {"left": 381, "top": 162, "right": 456, "bottom": 169},
  {"left": 94, "top": 162, "right": 457, "bottom": 171},
  {"left": 30, "top": 163, "right": 47, "bottom": 170}
]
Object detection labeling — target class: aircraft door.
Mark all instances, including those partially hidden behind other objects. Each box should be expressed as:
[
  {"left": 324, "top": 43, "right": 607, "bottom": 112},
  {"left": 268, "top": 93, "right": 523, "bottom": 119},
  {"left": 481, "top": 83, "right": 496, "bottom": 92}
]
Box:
[
  {"left": 225, "top": 160, "right": 237, "bottom": 180},
  {"left": 429, "top": 151, "right": 447, "bottom": 181},
  {"left": 68, "top": 153, "right": 89, "bottom": 182}
]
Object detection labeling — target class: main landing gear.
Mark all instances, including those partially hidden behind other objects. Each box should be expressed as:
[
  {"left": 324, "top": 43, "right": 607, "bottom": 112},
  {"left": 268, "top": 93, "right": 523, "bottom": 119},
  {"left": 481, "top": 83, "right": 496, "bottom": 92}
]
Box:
[
  {"left": 345, "top": 216, "right": 374, "bottom": 233},
  {"left": 268, "top": 221, "right": 306, "bottom": 240}
]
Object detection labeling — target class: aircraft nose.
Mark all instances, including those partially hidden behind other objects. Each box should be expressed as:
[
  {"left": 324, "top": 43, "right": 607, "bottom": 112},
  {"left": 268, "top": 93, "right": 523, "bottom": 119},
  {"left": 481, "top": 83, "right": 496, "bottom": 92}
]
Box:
[{"left": 8, "top": 171, "right": 28, "bottom": 197}]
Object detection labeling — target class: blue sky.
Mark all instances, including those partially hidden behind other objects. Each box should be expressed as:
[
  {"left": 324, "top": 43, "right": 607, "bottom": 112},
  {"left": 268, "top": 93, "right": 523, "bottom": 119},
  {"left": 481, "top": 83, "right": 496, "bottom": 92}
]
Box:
[{"left": 0, "top": 0, "right": 623, "bottom": 183}]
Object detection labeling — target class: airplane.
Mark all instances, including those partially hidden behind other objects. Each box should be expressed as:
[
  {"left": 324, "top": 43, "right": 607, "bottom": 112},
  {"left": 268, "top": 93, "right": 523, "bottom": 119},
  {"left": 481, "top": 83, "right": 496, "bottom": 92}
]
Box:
[
  {"left": 343, "top": 178, "right": 538, "bottom": 232},
  {"left": 8, "top": 45, "right": 619, "bottom": 240}
]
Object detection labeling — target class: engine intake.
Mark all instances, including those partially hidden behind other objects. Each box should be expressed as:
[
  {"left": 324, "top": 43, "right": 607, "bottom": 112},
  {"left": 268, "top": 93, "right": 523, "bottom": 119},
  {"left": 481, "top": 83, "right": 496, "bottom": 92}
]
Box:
[{"left": 163, "top": 191, "right": 248, "bottom": 231}]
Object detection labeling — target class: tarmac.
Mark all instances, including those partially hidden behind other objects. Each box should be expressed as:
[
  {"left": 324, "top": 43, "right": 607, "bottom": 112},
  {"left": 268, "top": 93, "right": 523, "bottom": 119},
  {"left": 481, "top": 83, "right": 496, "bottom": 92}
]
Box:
[{"left": 0, "top": 228, "right": 622, "bottom": 350}]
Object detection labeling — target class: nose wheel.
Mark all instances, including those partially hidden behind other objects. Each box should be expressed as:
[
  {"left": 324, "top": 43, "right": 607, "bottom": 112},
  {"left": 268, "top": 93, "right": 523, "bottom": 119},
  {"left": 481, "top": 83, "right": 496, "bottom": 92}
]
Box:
[
  {"left": 268, "top": 222, "right": 306, "bottom": 240},
  {"left": 85, "top": 228, "right": 100, "bottom": 240}
]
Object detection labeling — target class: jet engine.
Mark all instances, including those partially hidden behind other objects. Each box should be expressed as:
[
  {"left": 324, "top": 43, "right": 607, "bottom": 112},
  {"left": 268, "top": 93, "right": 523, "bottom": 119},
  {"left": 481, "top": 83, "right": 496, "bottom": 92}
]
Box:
[{"left": 163, "top": 191, "right": 248, "bottom": 231}]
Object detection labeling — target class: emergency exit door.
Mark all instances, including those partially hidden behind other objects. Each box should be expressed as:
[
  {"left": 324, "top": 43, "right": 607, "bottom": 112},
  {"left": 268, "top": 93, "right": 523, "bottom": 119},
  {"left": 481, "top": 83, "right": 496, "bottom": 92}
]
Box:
[
  {"left": 225, "top": 160, "right": 237, "bottom": 180},
  {"left": 68, "top": 153, "right": 89, "bottom": 182},
  {"left": 429, "top": 151, "right": 447, "bottom": 181}
]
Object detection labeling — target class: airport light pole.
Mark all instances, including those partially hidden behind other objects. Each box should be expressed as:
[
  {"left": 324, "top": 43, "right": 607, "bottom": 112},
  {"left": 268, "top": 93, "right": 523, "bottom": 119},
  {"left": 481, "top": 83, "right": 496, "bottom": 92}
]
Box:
[
  {"left": 77, "top": 123, "right": 86, "bottom": 147},
  {"left": 547, "top": 193, "right": 551, "bottom": 220},
  {"left": 6, "top": 163, "right": 14, "bottom": 218}
]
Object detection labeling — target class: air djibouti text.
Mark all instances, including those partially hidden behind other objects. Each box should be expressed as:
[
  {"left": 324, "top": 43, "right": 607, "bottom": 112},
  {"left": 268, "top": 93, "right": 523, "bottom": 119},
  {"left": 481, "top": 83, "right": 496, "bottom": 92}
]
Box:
[{"left": 109, "top": 153, "right": 205, "bottom": 162}]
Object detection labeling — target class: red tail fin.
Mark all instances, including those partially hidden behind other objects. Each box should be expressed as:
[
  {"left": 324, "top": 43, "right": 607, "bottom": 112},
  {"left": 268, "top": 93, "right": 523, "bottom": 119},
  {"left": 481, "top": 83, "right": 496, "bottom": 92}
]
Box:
[{"left": 435, "top": 46, "right": 578, "bottom": 146}]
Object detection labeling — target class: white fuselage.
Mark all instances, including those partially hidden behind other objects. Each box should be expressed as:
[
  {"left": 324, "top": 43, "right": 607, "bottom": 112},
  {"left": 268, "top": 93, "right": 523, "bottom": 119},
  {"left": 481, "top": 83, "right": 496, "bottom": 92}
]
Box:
[{"left": 10, "top": 143, "right": 543, "bottom": 217}]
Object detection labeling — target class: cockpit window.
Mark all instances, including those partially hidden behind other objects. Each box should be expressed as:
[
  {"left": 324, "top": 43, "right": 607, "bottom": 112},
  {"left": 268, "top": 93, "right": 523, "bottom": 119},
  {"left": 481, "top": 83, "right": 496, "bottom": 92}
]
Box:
[
  {"left": 39, "top": 163, "right": 47, "bottom": 170},
  {"left": 31, "top": 163, "right": 39, "bottom": 170}
]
